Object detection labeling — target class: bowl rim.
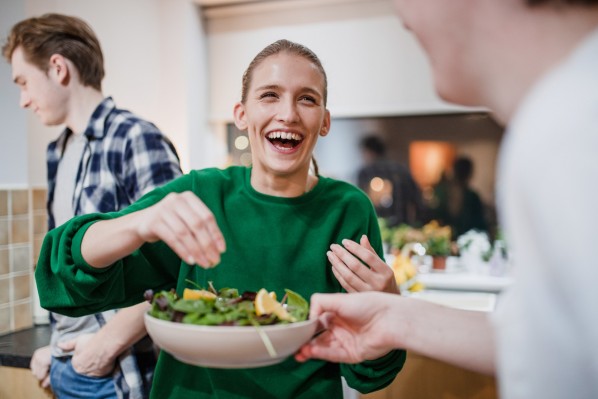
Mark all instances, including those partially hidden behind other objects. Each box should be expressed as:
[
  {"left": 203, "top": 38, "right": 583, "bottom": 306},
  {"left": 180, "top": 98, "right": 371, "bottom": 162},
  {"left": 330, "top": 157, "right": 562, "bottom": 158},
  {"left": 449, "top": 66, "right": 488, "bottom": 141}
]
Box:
[{"left": 144, "top": 312, "right": 317, "bottom": 333}]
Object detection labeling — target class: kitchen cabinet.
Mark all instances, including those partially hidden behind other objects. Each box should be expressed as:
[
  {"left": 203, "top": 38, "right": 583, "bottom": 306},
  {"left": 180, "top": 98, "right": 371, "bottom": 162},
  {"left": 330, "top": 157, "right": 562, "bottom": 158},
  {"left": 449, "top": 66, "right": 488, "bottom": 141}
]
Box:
[
  {"left": 362, "top": 351, "right": 497, "bottom": 399},
  {"left": 0, "top": 366, "right": 54, "bottom": 399},
  {"left": 0, "top": 325, "right": 54, "bottom": 399}
]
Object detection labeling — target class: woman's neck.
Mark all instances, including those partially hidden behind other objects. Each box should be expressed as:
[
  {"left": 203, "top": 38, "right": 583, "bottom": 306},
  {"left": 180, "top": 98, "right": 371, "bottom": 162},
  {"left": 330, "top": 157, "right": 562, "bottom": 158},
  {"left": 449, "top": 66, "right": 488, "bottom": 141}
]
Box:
[{"left": 250, "top": 168, "right": 317, "bottom": 198}]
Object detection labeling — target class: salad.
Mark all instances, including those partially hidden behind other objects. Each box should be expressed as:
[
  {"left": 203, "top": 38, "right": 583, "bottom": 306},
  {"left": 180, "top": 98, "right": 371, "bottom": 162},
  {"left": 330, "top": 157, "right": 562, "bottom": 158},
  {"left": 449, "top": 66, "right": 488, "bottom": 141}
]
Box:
[{"left": 144, "top": 283, "right": 309, "bottom": 327}]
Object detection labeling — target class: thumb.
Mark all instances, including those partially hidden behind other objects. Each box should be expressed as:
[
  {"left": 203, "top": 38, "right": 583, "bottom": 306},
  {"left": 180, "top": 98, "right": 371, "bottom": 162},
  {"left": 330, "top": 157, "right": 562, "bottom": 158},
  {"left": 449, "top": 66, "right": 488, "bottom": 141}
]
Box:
[
  {"left": 57, "top": 338, "right": 77, "bottom": 352},
  {"left": 41, "top": 375, "right": 51, "bottom": 389},
  {"left": 309, "top": 293, "right": 346, "bottom": 321}
]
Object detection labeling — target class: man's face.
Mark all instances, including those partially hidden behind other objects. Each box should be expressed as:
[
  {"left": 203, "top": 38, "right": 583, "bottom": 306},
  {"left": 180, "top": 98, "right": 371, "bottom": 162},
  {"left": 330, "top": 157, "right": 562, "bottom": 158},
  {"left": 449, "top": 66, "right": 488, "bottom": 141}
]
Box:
[
  {"left": 11, "top": 46, "right": 68, "bottom": 126},
  {"left": 392, "top": 0, "right": 480, "bottom": 106}
]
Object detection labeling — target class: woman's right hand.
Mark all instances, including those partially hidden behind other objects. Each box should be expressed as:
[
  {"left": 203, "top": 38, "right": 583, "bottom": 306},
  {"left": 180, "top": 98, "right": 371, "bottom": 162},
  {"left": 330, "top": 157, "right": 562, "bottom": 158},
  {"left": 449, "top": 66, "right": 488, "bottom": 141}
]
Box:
[{"left": 136, "top": 191, "right": 226, "bottom": 268}]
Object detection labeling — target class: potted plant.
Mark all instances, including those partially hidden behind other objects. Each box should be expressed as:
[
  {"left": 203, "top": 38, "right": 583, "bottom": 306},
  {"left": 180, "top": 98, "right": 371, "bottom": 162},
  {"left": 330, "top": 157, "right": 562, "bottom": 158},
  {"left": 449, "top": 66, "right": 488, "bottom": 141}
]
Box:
[
  {"left": 390, "top": 224, "right": 426, "bottom": 254},
  {"left": 422, "top": 221, "right": 452, "bottom": 270}
]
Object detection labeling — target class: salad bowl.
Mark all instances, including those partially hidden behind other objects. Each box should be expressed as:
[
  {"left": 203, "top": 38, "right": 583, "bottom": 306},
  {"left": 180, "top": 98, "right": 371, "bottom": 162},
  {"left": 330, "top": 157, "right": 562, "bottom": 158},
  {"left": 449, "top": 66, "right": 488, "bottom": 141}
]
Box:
[{"left": 144, "top": 314, "right": 318, "bottom": 368}]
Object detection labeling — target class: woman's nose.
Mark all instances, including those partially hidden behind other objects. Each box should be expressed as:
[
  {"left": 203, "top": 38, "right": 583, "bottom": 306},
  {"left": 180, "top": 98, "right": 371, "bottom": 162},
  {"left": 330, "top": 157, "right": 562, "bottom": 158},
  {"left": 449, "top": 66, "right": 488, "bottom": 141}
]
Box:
[{"left": 276, "top": 99, "right": 299, "bottom": 123}]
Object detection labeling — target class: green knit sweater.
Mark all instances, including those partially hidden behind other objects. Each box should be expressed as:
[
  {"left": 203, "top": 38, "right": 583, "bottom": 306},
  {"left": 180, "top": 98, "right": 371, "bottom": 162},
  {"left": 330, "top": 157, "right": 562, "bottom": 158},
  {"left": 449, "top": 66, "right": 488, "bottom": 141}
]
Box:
[{"left": 36, "top": 166, "right": 405, "bottom": 398}]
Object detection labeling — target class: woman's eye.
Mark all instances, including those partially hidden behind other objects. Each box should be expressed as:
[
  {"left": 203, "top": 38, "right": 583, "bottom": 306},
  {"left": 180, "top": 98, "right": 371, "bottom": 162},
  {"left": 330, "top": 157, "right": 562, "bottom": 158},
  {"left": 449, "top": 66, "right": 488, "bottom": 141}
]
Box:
[
  {"left": 299, "top": 96, "right": 316, "bottom": 104},
  {"left": 259, "top": 92, "right": 278, "bottom": 100}
]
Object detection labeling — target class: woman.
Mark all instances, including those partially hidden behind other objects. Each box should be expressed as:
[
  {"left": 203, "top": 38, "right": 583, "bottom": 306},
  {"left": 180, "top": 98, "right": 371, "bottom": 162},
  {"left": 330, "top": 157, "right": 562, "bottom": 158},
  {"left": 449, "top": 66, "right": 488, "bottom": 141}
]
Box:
[{"left": 36, "top": 40, "right": 404, "bottom": 398}]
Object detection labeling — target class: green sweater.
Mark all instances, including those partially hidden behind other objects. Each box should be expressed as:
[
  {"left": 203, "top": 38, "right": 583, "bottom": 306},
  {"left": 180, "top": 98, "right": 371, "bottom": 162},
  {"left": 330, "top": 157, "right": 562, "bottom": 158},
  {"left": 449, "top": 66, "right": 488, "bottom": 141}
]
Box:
[{"left": 36, "top": 166, "right": 405, "bottom": 398}]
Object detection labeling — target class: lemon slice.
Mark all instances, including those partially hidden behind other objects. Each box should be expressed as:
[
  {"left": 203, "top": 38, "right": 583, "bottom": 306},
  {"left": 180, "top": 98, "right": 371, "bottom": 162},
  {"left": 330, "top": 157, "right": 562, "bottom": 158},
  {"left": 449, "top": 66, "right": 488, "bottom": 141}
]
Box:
[
  {"left": 183, "top": 288, "right": 217, "bottom": 300},
  {"left": 254, "top": 288, "right": 295, "bottom": 322}
]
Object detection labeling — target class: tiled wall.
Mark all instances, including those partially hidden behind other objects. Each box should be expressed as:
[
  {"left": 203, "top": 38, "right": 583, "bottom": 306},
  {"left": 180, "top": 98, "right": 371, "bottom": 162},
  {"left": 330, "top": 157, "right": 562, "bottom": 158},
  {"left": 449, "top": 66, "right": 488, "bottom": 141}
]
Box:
[{"left": 0, "top": 188, "right": 47, "bottom": 335}]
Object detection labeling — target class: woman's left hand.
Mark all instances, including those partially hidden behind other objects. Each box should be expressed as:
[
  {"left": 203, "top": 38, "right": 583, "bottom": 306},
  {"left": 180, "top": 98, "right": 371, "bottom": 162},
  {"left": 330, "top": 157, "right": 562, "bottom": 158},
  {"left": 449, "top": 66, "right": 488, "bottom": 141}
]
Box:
[{"left": 329, "top": 235, "right": 399, "bottom": 294}]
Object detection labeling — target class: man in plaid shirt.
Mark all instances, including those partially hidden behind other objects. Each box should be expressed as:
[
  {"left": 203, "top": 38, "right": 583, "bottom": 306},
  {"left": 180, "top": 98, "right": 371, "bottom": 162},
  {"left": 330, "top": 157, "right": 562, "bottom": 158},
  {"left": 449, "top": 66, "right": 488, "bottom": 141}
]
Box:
[{"left": 3, "top": 14, "right": 182, "bottom": 398}]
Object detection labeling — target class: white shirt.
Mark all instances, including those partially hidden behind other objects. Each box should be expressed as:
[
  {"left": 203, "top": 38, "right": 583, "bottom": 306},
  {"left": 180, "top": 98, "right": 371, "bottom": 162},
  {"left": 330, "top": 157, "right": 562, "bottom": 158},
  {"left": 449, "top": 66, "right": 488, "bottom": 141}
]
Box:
[{"left": 493, "top": 28, "right": 598, "bottom": 398}]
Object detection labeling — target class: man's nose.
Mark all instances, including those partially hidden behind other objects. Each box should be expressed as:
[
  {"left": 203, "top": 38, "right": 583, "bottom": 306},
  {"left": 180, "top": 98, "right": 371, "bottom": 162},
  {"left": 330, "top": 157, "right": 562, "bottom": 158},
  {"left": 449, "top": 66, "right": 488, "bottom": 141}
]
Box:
[{"left": 20, "top": 91, "right": 31, "bottom": 108}]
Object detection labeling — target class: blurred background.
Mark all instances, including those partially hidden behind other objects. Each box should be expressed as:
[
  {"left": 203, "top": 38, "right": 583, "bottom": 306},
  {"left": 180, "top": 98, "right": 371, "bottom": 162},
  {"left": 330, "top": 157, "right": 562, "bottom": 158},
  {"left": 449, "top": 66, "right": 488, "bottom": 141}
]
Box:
[{"left": 0, "top": 0, "right": 503, "bottom": 332}]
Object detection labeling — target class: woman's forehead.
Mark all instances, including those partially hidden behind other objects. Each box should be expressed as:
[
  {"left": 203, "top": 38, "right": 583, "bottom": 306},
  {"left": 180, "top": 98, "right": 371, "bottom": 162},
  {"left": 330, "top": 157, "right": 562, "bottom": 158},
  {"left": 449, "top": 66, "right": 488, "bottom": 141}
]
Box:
[{"left": 249, "top": 53, "right": 325, "bottom": 92}]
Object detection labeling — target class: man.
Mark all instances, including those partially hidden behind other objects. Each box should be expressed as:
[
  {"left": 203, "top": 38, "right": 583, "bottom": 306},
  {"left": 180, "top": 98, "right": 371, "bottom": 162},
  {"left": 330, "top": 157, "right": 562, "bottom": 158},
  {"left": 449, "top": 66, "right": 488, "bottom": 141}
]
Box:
[
  {"left": 297, "top": 1, "right": 598, "bottom": 398},
  {"left": 432, "top": 156, "right": 488, "bottom": 238},
  {"left": 2, "top": 14, "right": 182, "bottom": 398},
  {"left": 357, "top": 134, "right": 426, "bottom": 227}
]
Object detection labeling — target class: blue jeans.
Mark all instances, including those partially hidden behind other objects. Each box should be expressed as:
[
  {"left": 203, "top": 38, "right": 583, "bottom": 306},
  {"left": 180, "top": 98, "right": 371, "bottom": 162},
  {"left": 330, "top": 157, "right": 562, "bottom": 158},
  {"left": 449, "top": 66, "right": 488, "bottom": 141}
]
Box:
[{"left": 50, "top": 356, "right": 117, "bottom": 399}]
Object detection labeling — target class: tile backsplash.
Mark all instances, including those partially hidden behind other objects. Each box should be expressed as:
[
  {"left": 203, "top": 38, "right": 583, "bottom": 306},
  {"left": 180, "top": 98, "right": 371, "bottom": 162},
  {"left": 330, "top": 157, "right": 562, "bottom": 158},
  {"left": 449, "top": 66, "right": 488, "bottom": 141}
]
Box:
[{"left": 0, "top": 187, "right": 47, "bottom": 335}]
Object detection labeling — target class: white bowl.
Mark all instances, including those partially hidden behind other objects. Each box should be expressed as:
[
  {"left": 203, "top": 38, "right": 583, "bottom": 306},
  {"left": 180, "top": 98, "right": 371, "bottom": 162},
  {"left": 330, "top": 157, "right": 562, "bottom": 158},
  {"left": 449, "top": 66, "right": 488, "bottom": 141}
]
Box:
[{"left": 144, "top": 313, "right": 318, "bottom": 368}]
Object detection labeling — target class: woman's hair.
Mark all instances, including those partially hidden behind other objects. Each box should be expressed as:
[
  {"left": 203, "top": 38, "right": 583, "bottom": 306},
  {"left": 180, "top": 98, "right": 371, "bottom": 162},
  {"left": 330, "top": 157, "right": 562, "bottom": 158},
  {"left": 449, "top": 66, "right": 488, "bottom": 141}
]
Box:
[
  {"left": 240, "top": 39, "right": 328, "bottom": 106},
  {"left": 2, "top": 13, "right": 105, "bottom": 91}
]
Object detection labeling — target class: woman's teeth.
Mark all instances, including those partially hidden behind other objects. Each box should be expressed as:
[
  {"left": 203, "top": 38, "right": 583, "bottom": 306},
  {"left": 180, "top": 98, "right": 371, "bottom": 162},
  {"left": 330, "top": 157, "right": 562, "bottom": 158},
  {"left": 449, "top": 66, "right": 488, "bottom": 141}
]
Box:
[{"left": 266, "top": 131, "right": 303, "bottom": 141}]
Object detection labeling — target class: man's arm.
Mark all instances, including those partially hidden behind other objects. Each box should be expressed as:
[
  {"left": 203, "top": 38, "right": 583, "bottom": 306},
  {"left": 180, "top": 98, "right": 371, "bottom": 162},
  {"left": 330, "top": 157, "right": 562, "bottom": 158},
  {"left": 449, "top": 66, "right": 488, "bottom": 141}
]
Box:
[
  {"left": 297, "top": 292, "right": 496, "bottom": 375},
  {"left": 58, "top": 302, "right": 150, "bottom": 376}
]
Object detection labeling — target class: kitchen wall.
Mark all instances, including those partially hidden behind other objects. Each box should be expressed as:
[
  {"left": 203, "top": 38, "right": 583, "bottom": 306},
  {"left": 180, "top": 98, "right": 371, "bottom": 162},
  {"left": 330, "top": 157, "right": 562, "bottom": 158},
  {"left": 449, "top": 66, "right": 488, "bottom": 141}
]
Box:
[
  {"left": 0, "top": 188, "right": 47, "bottom": 334},
  {"left": 206, "top": 0, "right": 477, "bottom": 122},
  {"left": 0, "top": 1, "right": 28, "bottom": 186}
]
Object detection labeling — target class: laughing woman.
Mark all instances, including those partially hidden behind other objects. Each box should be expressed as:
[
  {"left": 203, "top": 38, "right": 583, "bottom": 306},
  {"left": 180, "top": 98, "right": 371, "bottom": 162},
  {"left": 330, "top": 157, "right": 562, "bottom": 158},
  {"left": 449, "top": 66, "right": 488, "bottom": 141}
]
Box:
[{"left": 36, "top": 40, "right": 404, "bottom": 398}]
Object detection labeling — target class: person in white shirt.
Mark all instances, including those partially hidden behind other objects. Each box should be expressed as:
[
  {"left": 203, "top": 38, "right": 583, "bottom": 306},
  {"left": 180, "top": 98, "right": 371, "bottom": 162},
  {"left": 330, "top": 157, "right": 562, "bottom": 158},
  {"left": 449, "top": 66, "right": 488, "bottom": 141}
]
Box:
[{"left": 296, "top": 1, "right": 598, "bottom": 398}]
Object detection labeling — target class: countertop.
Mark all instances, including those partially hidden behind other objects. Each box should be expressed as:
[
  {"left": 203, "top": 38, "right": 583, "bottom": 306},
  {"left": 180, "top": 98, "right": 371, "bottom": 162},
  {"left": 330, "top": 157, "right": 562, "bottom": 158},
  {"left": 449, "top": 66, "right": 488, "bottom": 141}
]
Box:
[
  {"left": 417, "top": 272, "right": 513, "bottom": 293},
  {"left": 0, "top": 325, "right": 51, "bottom": 368}
]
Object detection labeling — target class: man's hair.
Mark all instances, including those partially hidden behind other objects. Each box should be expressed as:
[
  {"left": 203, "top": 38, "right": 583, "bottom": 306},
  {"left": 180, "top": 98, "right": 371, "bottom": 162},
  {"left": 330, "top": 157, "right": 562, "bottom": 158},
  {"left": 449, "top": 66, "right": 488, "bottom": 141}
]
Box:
[
  {"left": 526, "top": 0, "right": 598, "bottom": 5},
  {"left": 360, "top": 135, "right": 386, "bottom": 157},
  {"left": 453, "top": 157, "right": 474, "bottom": 184},
  {"left": 2, "top": 13, "right": 104, "bottom": 90}
]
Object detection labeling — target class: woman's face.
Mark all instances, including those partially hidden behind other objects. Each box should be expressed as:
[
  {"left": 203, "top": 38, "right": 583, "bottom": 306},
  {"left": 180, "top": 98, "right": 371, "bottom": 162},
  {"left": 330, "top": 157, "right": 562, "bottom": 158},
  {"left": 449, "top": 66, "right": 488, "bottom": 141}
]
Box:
[{"left": 234, "top": 52, "right": 330, "bottom": 182}]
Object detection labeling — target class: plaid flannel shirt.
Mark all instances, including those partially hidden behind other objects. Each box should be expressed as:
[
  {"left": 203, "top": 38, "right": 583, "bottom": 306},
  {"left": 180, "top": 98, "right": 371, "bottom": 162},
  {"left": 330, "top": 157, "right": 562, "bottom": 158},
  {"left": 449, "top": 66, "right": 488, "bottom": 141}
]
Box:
[{"left": 46, "top": 97, "right": 182, "bottom": 398}]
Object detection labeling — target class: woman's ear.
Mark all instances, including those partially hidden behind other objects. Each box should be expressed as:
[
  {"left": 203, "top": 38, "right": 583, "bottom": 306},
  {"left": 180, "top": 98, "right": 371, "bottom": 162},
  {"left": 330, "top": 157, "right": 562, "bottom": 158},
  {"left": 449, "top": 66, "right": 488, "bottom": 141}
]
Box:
[
  {"left": 233, "top": 102, "right": 248, "bottom": 131},
  {"left": 48, "top": 54, "right": 70, "bottom": 85},
  {"left": 320, "top": 109, "right": 331, "bottom": 137}
]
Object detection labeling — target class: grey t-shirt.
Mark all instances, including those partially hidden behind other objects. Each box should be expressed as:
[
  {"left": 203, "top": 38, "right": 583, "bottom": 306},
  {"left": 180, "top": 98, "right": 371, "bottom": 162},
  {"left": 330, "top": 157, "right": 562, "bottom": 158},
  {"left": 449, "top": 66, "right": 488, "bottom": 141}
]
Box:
[{"left": 50, "top": 133, "right": 102, "bottom": 357}]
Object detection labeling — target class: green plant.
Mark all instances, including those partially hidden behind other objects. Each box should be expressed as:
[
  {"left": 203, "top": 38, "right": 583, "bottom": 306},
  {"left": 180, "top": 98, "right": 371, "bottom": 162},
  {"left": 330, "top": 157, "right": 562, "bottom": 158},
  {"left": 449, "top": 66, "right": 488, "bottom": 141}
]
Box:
[
  {"left": 388, "top": 224, "right": 425, "bottom": 252},
  {"left": 422, "top": 221, "right": 452, "bottom": 257}
]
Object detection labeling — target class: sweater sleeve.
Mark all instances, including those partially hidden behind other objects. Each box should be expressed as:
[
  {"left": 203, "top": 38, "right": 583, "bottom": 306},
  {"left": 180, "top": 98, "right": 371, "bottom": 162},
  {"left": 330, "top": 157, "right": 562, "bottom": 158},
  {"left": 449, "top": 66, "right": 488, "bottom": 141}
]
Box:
[
  {"left": 35, "top": 177, "right": 190, "bottom": 317},
  {"left": 340, "top": 195, "right": 407, "bottom": 393}
]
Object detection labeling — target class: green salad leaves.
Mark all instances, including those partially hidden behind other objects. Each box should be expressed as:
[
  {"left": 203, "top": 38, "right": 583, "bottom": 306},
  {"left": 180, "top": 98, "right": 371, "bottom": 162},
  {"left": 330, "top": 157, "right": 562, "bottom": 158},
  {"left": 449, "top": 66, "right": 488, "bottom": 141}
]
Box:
[{"left": 145, "top": 284, "right": 309, "bottom": 327}]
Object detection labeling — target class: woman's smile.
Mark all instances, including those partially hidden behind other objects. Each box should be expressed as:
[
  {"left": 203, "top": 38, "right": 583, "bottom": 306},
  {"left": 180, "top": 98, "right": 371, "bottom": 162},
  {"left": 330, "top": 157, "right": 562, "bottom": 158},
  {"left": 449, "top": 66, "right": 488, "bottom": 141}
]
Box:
[{"left": 265, "top": 129, "right": 305, "bottom": 154}]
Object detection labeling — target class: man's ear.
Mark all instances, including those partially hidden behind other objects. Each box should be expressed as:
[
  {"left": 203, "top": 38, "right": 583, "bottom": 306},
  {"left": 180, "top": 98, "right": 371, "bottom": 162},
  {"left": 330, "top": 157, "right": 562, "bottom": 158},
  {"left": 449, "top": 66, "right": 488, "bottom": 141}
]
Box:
[
  {"left": 233, "top": 102, "right": 248, "bottom": 131},
  {"left": 48, "top": 54, "right": 70, "bottom": 85}
]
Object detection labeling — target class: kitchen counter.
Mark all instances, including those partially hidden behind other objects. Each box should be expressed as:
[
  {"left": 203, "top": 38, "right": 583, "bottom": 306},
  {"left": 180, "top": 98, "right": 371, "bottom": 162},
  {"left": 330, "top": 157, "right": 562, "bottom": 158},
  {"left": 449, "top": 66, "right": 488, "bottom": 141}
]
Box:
[
  {"left": 417, "top": 272, "right": 513, "bottom": 293},
  {"left": 0, "top": 324, "right": 51, "bottom": 368},
  {"left": 0, "top": 325, "right": 54, "bottom": 398}
]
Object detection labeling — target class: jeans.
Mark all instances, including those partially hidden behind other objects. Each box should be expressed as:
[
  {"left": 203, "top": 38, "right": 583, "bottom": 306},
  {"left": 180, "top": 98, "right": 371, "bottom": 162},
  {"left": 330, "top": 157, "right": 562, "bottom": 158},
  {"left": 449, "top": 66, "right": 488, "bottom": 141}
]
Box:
[{"left": 50, "top": 356, "right": 117, "bottom": 399}]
